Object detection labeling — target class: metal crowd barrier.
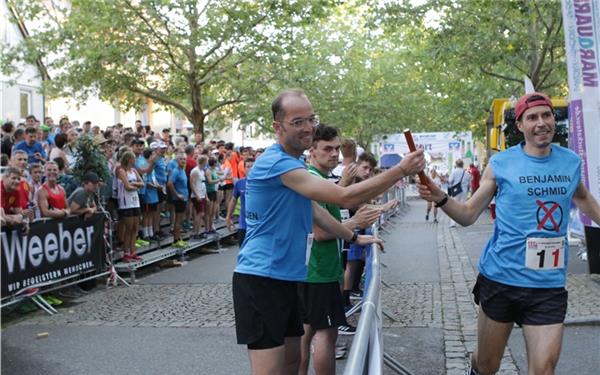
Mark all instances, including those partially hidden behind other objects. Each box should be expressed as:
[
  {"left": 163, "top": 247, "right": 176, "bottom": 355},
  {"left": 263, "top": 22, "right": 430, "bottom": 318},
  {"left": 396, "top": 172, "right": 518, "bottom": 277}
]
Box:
[{"left": 344, "top": 184, "right": 413, "bottom": 375}]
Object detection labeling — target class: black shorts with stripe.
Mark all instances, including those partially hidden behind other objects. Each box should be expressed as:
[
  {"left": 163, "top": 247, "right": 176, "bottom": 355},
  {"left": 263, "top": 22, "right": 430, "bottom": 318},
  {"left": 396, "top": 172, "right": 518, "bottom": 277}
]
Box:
[
  {"left": 298, "top": 281, "right": 347, "bottom": 330},
  {"left": 472, "top": 273, "right": 568, "bottom": 326}
]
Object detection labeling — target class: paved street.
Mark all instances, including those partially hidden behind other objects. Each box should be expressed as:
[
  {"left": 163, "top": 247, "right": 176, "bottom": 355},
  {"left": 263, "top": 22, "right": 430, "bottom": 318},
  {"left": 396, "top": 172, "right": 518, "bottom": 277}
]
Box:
[{"left": 2, "top": 196, "right": 599, "bottom": 375}]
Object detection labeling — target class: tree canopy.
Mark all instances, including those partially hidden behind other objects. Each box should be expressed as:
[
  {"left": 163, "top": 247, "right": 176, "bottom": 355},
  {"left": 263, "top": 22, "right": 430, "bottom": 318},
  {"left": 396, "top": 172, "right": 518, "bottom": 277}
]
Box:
[{"left": 2, "top": 0, "right": 568, "bottom": 143}]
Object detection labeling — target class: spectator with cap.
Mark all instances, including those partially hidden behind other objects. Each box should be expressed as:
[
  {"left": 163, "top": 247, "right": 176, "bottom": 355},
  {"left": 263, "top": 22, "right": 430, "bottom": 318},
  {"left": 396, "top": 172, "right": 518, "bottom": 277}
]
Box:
[
  {"left": 68, "top": 171, "right": 99, "bottom": 219},
  {"left": 14, "top": 127, "right": 47, "bottom": 165},
  {"left": 39, "top": 124, "right": 52, "bottom": 154}
]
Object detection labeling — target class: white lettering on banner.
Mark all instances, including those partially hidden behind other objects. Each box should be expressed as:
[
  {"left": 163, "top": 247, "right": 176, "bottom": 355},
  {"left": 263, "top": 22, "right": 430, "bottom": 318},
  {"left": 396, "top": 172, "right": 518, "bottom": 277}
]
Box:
[
  {"left": 0, "top": 224, "right": 94, "bottom": 274},
  {"left": 28, "top": 235, "right": 43, "bottom": 267},
  {"left": 60, "top": 222, "right": 72, "bottom": 260},
  {"left": 44, "top": 233, "right": 59, "bottom": 263}
]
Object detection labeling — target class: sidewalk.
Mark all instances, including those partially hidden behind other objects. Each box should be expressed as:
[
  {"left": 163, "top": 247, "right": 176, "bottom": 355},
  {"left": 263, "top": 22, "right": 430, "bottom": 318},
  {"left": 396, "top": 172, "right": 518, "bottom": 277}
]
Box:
[{"left": 1, "top": 193, "right": 599, "bottom": 375}]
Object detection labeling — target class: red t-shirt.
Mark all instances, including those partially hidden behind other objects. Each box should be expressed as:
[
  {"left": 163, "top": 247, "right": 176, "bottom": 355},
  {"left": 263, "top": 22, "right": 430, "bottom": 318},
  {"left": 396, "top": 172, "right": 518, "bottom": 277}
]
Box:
[
  {"left": 185, "top": 156, "right": 197, "bottom": 178},
  {"left": 1, "top": 181, "right": 22, "bottom": 213},
  {"left": 17, "top": 180, "right": 30, "bottom": 209}
]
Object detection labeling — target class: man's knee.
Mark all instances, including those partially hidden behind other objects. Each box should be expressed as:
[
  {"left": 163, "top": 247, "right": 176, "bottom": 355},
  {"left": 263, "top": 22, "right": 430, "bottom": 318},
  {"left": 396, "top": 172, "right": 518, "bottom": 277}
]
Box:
[{"left": 472, "top": 352, "right": 502, "bottom": 375}]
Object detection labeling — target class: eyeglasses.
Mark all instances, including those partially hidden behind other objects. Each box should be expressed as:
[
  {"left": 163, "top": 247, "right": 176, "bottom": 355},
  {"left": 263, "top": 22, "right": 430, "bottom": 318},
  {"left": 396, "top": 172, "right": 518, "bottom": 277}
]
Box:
[{"left": 278, "top": 115, "right": 320, "bottom": 128}]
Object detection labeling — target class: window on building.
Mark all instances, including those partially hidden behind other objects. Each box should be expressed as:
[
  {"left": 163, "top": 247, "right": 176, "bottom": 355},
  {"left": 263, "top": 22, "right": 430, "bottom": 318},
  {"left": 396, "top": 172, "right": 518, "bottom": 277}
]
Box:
[{"left": 20, "top": 91, "right": 31, "bottom": 119}]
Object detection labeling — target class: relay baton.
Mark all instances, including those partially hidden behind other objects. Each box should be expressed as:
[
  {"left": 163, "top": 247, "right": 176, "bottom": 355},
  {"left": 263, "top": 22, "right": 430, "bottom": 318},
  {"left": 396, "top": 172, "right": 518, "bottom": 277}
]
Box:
[{"left": 403, "top": 129, "right": 429, "bottom": 186}]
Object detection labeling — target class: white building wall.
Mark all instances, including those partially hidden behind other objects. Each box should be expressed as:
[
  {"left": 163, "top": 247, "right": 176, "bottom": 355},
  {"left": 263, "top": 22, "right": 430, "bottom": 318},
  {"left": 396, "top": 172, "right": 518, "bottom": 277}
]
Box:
[{"left": 0, "top": 0, "right": 44, "bottom": 123}]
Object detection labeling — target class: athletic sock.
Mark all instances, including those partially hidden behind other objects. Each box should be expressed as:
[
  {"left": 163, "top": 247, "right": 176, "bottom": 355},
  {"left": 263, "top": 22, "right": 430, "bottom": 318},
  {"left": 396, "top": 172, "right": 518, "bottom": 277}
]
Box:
[{"left": 343, "top": 290, "right": 351, "bottom": 306}]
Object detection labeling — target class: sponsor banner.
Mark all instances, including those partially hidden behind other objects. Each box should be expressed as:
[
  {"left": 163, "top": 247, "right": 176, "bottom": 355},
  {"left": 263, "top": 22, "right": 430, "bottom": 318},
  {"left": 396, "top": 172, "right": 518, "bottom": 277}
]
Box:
[
  {"left": 562, "top": 0, "right": 600, "bottom": 228},
  {"left": 1, "top": 214, "right": 106, "bottom": 297},
  {"left": 379, "top": 132, "right": 474, "bottom": 175}
]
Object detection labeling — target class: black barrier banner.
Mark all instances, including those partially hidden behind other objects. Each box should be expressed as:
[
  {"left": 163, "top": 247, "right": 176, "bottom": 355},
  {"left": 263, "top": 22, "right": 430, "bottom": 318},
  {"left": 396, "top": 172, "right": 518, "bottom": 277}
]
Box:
[{"left": 1, "top": 213, "right": 107, "bottom": 297}]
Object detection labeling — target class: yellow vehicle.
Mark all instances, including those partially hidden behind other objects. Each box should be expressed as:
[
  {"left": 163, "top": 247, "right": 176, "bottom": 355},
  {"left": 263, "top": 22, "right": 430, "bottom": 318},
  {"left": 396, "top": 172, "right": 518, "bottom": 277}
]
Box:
[{"left": 486, "top": 97, "right": 569, "bottom": 158}]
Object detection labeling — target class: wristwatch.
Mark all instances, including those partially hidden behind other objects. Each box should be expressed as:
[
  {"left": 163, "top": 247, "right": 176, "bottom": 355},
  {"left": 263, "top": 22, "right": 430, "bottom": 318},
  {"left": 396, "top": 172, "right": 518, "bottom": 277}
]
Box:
[
  {"left": 434, "top": 193, "right": 449, "bottom": 208},
  {"left": 349, "top": 231, "right": 358, "bottom": 243}
]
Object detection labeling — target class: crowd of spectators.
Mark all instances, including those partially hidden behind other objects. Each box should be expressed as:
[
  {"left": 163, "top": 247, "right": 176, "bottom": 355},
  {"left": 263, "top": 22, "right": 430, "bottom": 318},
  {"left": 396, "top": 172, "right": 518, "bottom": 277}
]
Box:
[{"left": 1, "top": 115, "right": 261, "bottom": 262}]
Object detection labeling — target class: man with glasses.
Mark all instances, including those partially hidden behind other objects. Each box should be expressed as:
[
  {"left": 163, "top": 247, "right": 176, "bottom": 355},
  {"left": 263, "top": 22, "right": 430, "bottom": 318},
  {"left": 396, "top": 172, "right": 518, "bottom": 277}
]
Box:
[{"left": 232, "top": 89, "right": 425, "bottom": 374}]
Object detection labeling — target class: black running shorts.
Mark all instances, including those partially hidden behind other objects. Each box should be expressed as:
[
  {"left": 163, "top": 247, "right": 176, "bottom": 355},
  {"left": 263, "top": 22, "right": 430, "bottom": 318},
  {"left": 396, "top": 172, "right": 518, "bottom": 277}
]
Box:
[
  {"left": 472, "top": 273, "right": 568, "bottom": 326},
  {"left": 232, "top": 272, "right": 304, "bottom": 349},
  {"left": 298, "top": 282, "right": 346, "bottom": 330}
]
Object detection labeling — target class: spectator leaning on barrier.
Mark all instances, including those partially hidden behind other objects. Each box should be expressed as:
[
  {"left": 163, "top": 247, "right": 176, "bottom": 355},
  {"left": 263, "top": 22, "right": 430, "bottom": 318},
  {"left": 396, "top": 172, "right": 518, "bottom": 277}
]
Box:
[
  {"left": 28, "top": 163, "right": 43, "bottom": 202},
  {"left": 68, "top": 171, "right": 99, "bottom": 219},
  {"left": 37, "top": 161, "right": 69, "bottom": 219},
  {"left": 232, "top": 89, "right": 424, "bottom": 374},
  {"left": 10, "top": 150, "right": 31, "bottom": 210},
  {"left": 1, "top": 167, "right": 33, "bottom": 226}
]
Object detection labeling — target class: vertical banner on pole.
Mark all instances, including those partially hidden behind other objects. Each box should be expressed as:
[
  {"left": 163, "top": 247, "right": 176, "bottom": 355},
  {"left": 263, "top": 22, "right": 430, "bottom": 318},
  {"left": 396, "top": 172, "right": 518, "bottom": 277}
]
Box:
[{"left": 561, "top": 0, "right": 600, "bottom": 273}]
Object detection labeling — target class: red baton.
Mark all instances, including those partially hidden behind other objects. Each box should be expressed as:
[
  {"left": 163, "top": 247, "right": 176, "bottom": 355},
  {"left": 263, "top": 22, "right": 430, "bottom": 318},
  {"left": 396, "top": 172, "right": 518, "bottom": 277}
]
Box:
[{"left": 403, "top": 129, "right": 429, "bottom": 186}]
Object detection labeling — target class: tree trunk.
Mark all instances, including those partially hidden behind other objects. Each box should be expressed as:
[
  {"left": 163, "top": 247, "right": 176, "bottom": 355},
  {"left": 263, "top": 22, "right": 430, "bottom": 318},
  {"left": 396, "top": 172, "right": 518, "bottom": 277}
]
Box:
[{"left": 189, "top": 110, "right": 205, "bottom": 137}]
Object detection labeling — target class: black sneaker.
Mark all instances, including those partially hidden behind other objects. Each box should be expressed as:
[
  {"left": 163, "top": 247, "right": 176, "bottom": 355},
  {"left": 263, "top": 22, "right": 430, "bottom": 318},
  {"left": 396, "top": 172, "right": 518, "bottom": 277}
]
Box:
[
  {"left": 349, "top": 289, "right": 363, "bottom": 300},
  {"left": 337, "top": 324, "right": 356, "bottom": 335}
]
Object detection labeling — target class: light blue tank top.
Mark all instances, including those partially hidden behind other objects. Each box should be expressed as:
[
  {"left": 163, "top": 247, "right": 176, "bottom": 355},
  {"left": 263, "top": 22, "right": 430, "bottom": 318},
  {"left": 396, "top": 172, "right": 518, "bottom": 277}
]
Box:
[
  {"left": 479, "top": 143, "right": 581, "bottom": 288},
  {"left": 235, "top": 143, "right": 312, "bottom": 281}
]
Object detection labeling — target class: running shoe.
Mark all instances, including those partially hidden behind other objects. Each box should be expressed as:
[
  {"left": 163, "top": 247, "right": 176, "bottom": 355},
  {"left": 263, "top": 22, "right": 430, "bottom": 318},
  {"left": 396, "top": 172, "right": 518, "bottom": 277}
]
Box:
[
  {"left": 350, "top": 289, "right": 363, "bottom": 300},
  {"left": 173, "top": 240, "right": 188, "bottom": 248},
  {"left": 43, "top": 295, "right": 63, "bottom": 306},
  {"left": 130, "top": 254, "right": 142, "bottom": 261},
  {"left": 135, "top": 238, "right": 150, "bottom": 247},
  {"left": 337, "top": 324, "right": 356, "bottom": 335},
  {"left": 335, "top": 343, "right": 348, "bottom": 359}
]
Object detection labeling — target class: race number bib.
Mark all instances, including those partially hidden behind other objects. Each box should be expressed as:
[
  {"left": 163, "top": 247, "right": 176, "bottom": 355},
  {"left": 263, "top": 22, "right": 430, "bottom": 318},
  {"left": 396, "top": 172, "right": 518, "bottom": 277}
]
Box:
[
  {"left": 305, "top": 233, "right": 314, "bottom": 266},
  {"left": 525, "top": 237, "right": 565, "bottom": 270}
]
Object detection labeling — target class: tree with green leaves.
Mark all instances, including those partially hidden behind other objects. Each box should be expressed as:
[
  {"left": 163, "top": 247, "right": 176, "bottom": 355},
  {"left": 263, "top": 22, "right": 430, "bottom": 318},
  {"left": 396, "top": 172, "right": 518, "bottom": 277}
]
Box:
[{"left": 1, "top": 0, "right": 334, "bottom": 135}]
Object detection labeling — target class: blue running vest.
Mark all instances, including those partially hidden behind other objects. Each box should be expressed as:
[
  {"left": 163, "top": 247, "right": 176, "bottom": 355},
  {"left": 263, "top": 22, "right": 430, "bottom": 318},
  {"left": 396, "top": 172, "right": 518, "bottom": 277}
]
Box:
[{"left": 479, "top": 143, "right": 581, "bottom": 288}]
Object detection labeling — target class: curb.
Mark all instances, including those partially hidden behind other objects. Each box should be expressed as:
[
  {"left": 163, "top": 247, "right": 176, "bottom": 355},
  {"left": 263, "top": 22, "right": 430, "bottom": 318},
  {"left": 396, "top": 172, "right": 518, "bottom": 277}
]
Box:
[{"left": 564, "top": 316, "right": 600, "bottom": 326}]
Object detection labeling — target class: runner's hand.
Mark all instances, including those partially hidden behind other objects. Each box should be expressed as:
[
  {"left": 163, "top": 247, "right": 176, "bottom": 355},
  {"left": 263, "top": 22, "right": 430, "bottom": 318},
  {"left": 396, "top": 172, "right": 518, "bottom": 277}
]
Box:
[{"left": 417, "top": 181, "right": 445, "bottom": 203}]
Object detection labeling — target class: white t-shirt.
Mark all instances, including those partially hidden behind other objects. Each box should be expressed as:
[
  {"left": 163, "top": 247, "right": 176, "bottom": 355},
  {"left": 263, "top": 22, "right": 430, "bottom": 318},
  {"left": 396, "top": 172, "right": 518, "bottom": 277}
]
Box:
[{"left": 190, "top": 166, "right": 207, "bottom": 199}]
